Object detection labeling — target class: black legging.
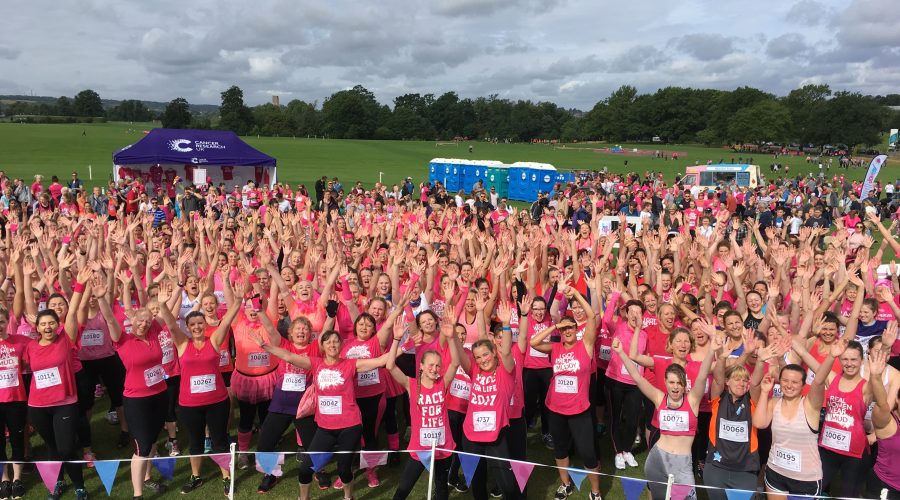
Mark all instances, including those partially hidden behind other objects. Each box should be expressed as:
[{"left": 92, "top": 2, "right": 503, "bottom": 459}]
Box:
[
  {"left": 74, "top": 369, "right": 94, "bottom": 448},
  {"left": 237, "top": 399, "right": 270, "bottom": 433},
  {"left": 123, "top": 392, "right": 167, "bottom": 457},
  {"left": 298, "top": 425, "right": 363, "bottom": 485},
  {"left": 393, "top": 456, "right": 450, "bottom": 500},
  {"left": 29, "top": 403, "right": 83, "bottom": 489},
  {"left": 257, "top": 411, "right": 317, "bottom": 453},
  {"left": 0, "top": 401, "right": 27, "bottom": 461},
  {"left": 505, "top": 417, "right": 528, "bottom": 499},
  {"left": 605, "top": 378, "right": 642, "bottom": 454},
  {"left": 180, "top": 399, "right": 230, "bottom": 455},
  {"left": 385, "top": 394, "right": 401, "bottom": 435},
  {"left": 523, "top": 367, "right": 551, "bottom": 434},
  {"left": 80, "top": 355, "right": 125, "bottom": 407},
  {"left": 820, "top": 446, "right": 869, "bottom": 498},
  {"left": 447, "top": 410, "right": 465, "bottom": 480},
  {"left": 462, "top": 428, "right": 519, "bottom": 500},
  {"left": 692, "top": 411, "right": 712, "bottom": 472},
  {"left": 357, "top": 394, "right": 382, "bottom": 450}
]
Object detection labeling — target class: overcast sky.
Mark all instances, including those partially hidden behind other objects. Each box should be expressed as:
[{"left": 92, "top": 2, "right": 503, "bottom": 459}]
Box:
[{"left": 0, "top": 0, "right": 897, "bottom": 110}]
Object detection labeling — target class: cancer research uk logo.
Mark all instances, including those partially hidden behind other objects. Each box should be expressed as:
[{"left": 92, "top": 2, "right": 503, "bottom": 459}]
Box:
[
  {"left": 317, "top": 368, "right": 345, "bottom": 390},
  {"left": 168, "top": 139, "right": 193, "bottom": 152}
]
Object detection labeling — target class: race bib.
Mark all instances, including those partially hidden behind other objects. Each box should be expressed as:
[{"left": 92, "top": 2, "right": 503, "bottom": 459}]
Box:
[
  {"left": 473, "top": 411, "right": 497, "bottom": 432},
  {"left": 772, "top": 447, "right": 802, "bottom": 472},
  {"left": 805, "top": 370, "right": 816, "bottom": 385},
  {"left": 161, "top": 345, "right": 174, "bottom": 364},
  {"left": 214, "top": 290, "right": 226, "bottom": 304},
  {"left": 772, "top": 384, "right": 783, "bottom": 398},
  {"left": 219, "top": 350, "right": 230, "bottom": 367},
  {"left": 555, "top": 375, "right": 578, "bottom": 394},
  {"left": 821, "top": 427, "right": 851, "bottom": 452},
  {"left": 357, "top": 369, "right": 380, "bottom": 386},
  {"left": 419, "top": 427, "right": 446, "bottom": 446},
  {"left": 718, "top": 419, "right": 748, "bottom": 442},
  {"left": 34, "top": 367, "right": 62, "bottom": 389},
  {"left": 600, "top": 345, "right": 611, "bottom": 361},
  {"left": 658, "top": 410, "right": 690, "bottom": 432},
  {"left": 319, "top": 395, "right": 342, "bottom": 415},
  {"left": 282, "top": 373, "right": 306, "bottom": 392},
  {"left": 144, "top": 365, "right": 165, "bottom": 387},
  {"left": 620, "top": 361, "right": 640, "bottom": 376},
  {"left": 529, "top": 347, "right": 548, "bottom": 358},
  {"left": 247, "top": 351, "right": 270, "bottom": 368},
  {"left": 189, "top": 374, "right": 217, "bottom": 394},
  {"left": 0, "top": 368, "right": 19, "bottom": 389},
  {"left": 81, "top": 329, "right": 104, "bottom": 347},
  {"left": 449, "top": 379, "right": 471, "bottom": 400}
]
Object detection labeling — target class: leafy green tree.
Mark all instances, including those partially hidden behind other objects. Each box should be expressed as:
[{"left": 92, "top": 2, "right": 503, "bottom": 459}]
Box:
[
  {"left": 285, "top": 100, "right": 321, "bottom": 136},
  {"left": 727, "top": 100, "right": 791, "bottom": 143},
  {"left": 55, "top": 96, "right": 73, "bottom": 116},
  {"left": 161, "top": 97, "right": 192, "bottom": 129},
  {"left": 808, "top": 92, "right": 886, "bottom": 146},
  {"left": 108, "top": 100, "right": 152, "bottom": 121},
  {"left": 321, "top": 85, "right": 381, "bottom": 139},
  {"left": 218, "top": 85, "right": 255, "bottom": 135},
  {"left": 782, "top": 84, "right": 831, "bottom": 143},
  {"left": 73, "top": 89, "right": 104, "bottom": 117}
]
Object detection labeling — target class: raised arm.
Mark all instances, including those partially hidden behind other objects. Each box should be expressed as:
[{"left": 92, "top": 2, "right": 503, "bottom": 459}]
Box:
[{"left": 251, "top": 331, "right": 311, "bottom": 371}]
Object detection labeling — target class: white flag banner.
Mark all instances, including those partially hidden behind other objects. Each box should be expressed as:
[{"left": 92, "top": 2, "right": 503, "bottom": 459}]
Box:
[{"left": 860, "top": 155, "right": 888, "bottom": 199}]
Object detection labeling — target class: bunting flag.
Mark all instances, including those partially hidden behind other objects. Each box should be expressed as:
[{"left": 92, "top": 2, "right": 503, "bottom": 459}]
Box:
[
  {"left": 509, "top": 461, "right": 534, "bottom": 493},
  {"left": 359, "top": 451, "right": 388, "bottom": 470},
  {"left": 567, "top": 468, "right": 587, "bottom": 490},
  {"left": 725, "top": 488, "right": 756, "bottom": 500},
  {"left": 310, "top": 452, "right": 333, "bottom": 472},
  {"left": 35, "top": 462, "right": 62, "bottom": 493},
  {"left": 788, "top": 496, "right": 808, "bottom": 500},
  {"left": 418, "top": 451, "right": 433, "bottom": 471},
  {"left": 94, "top": 460, "right": 120, "bottom": 496},
  {"left": 210, "top": 453, "right": 232, "bottom": 471},
  {"left": 152, "top": 457, "right": 176, "bottom": 480},
  {"left": 256, "top": 452, "right": 283, "bottom": 476},
  {"left": 458, "top": 453, "right": 481, "bottom": 487},
  {"left": 671, "top": 483, "right": 695, "bottom": 500},
  {"left": 621, "top": 476, "right": 647, "bottom": 500}
]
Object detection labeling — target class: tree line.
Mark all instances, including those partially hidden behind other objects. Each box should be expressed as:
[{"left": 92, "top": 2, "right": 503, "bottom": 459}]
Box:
[{"left": 3, "top": 85, "right": 899, "bottom": 147}]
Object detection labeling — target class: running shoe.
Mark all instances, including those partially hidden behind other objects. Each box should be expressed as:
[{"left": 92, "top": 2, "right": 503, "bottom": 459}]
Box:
[
  {"left": 237, "top": 454, "right": 249, "bottom": 470},
  {"left": 332, "top": 477, "right": 344, "bottom": 490},
  {"left": 180, "top": 475, "right": 203, "bottom": 494},
  {"left": 554, "top": 482, "right": 575, "bottom": 500},
  {"left": 83, "top": 452, "right": 96, "bottom": 469},
  {"left": 47, "top": 480, "right": 64, "bottom": 500},
  {"left": 166, "top": 438, "right": 181, "bottom": 457},
  {"left": 542, "top": 433, "right": 554, "bottom": 450},
  {"left": 448, "top": 476, "right": 468, "bottom": 493},
  {"left": 366, "top": 467, "right": 379, "bottom": 488},
  {"left": 614, "top": 453, "right": 626, "bottom": 470},
  {"left": 222, "top": 477, "right": 230, "bottom": 497},
  {"left": 0, "top": 480, "right": 10, "bottom": 500},
  {"left": 74, "top": 488, "right": 88, "bottom": 500},
  {"left": 590, "top": 492, "right": 602, "bottom": 500},
  {"left": 94, "top": 384, "right": 103, "bottom": 399},
  {"left": 142, "top": 479, "right": 163, "bottom": 493},
  {"left": 490, "top": 484, "right": 502, "bottom": 497},
  {"left": 623, "top": 452, "right": 638, "bottom": 468},
  {"left": 10, "top": 480, "right": 23, "bottom": 500},
  {"left": 257, "top": 474, "right": 276, "bottom": 493},
  {"left": 106, "top": 410, "right": 118, "bottom": 425},
  {"left": 315, "top": 472, "right": 330, "bottom": 490}
]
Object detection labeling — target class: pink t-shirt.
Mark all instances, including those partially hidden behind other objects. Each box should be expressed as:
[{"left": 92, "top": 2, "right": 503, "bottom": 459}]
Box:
[
  {"left": 463, "top": 362, "right": 515, "bottom": 443},
  {"left": 446, "top": 350, "right": 473, "bottom": 414},
  {"left": 0, "top": 335, "right": 31, "bottom": 403},
  {"left": 605, "top": 319, "right": 648, "bottom": 385},
  {"left": 78, "top": 312, "right": 116, "bottom": 361},
  {"left": 24, "top": 334, "right": 79, "bottom": 407},
  {"left": 509, "top": 348, "right": 525, "bottom": 419},
  {"left": 524, "top": 317, "right": 553, "bottom": 369},
  {"left": 546, "top": 341, "right": 593, "bottom": 416},
  {"left": 309, "top": 357, "right": 361, "bottom": 430},
  {"left": 340, "top": 335, "right": 385, "bottom": 398},
  {"left": 115, "top": 333, "right": 167, "bottom": 398},
  {"left": 409, "top": 378, "right": 455, "bottom": 461},
  {"left": 178, "top": 340, "right": 228, "bottom": 407}
]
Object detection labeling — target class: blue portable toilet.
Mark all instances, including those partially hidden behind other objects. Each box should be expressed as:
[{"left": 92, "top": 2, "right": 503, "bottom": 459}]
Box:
[
  {"left": 445, "top": 159, "right": 463, "bottom": 192},
  {"left": 509, "top": 162, "right": 557, "bottom": 201},
  {"left": 428, "top": 158, "right": 443, "bottom": 186}
]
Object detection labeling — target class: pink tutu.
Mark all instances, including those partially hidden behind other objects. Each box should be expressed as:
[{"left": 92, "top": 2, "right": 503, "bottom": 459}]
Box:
[{"left": 231, "top": 370, "right": 278, "bottom": 404}]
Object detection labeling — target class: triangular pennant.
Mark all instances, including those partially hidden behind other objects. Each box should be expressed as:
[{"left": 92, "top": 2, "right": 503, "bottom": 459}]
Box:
[
  {"left": 36, "top": 462, "right": 62, "bottom": 493},
  {"left": 152, "top": 457, "right": 176, "bottom": 480},
  {"left": 359, "top": 452, "right": 388, "bottom": 470},
  {"left": 309, "top": 452, "right": 333, "bottom": 472},
  {"left": 458, "top": 453, "right": 481, "bottom": 487},
  {"left": 509, "top": 461, "right": 534, "bottom": 493},
  {"left": 210, "top": 453, "right": 232, "bottom": 471},
  {"left": 788, "top": 496, "right": 808, "bottom": 500},
  {"left": 726, "top": 489, "right": 756, "bottom": 500},
  {"left": 567, "top": 468, "right": 587, "bottom": 490},
  {"left": 417, "top": 451, "right": 432, "bottom": 471},
  {"left": 671, "top": 483, "right": 694, "bottom": 500},
  {"left": 256, "top": 452, "right": 282, "bottom": 476},
  {"left": 94, "top": 460, "right": 120, "bottom": 496},
  {"left": 621, "top": 476, "right": 648, "bottom": 500}
]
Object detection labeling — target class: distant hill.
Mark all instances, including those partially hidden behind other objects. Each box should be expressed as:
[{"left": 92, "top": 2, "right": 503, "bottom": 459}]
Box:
[{"left": 0, "top": 94, "right": 219, "bottom": 116}]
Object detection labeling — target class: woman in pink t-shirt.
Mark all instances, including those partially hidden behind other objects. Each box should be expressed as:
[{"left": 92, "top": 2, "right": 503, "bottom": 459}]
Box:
[
  {"left": 255, "top": 329, "right": 394, "bottom": 500},
  {"left": 529, "top": 286, "right": 603, "bottom": 500},
  {"left": 23, "top": 309, "right": 86, "bottom": 497},
  {"left": 386, "top": 314, "right": 461, "bottom": 499},
  {"left": 455, "top": 301, "right": 520, "bottom": 499},
  {"left": 157, "top": 277, "right": 243, "bottom": 495},
  {"left": 0, "top": 308, "right": 30, "bottom": 496}
]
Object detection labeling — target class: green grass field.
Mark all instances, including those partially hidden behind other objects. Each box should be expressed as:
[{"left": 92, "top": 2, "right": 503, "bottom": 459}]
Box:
[{"left": 0, "top": 122, "right": 893, "bottom": 193}]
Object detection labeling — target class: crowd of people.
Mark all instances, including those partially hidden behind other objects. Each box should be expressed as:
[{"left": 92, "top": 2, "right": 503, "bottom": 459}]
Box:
[{"left": 0, "top": 165, "right": 899, "bottom": 500}]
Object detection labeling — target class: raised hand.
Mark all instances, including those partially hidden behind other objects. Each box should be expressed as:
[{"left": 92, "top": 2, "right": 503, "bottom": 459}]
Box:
[{"left": 496, "top": 300, "right": 512, "bottom": 324}]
